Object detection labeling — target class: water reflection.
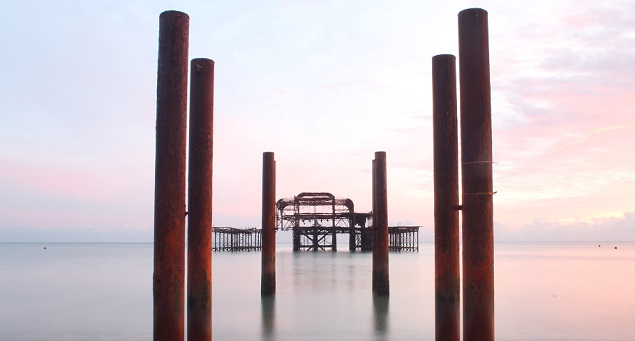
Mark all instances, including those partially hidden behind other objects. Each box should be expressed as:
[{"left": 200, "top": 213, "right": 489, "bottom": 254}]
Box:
[
  {"left": 373, "top": 295, "right": 389, "bottom": 339},
  {"left": 261, "top": 296, "right": 276, "bottom": 340}
]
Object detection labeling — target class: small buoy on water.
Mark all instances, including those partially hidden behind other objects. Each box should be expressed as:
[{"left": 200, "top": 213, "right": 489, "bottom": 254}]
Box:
[
  {"left": 44, "top": 246, "right": 47, "bottom": 250},
  {"left": 598, "top": 245, "right": 601, "bottom": 247},
  {"left": 615, "top": 246, "right": 618, "bottom": 249}
]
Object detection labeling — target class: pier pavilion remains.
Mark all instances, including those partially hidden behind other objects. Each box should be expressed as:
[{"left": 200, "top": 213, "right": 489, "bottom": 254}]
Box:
[{"left": 277, "top": 192, "right": 419, "bottom": 252}]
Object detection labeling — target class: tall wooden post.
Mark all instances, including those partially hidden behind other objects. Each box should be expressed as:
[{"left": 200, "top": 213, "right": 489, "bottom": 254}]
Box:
[
  {"left": 433, "top": 54, "right": 460, "bottom": 341},
  {"left": 187, "top": 58, "right": 214, "bottom": 340},
  {"left": 261, "top": 152, "right": 276, "bottom": 296},
  {"left": 372, "top": 152, "right": 389, "bottom": 296},
  {"left": 371, "top": 159, "right": 377, "bottom": 288},
  {"left": 153, "top": 10, "right": 189, "bottom": 341},
  {"left": 459, "top": 8, "right": 494, "bottom": 340}
]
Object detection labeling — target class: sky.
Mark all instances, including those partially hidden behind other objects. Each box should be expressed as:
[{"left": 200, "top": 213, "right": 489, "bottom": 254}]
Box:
[{"left": 0, "top": 0, "right": 634, "bottom": 242}]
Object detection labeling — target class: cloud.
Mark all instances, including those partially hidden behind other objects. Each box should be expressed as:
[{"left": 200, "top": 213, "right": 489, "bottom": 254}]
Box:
[
  {"left": 488, "top": 0, "right": 635, "bottom": 229},
  {"left": 495, "top": 211, "right": 635, "bottom": 242},
  {"left": 2, "top": 1, "right": 634, "bottom": 242}
]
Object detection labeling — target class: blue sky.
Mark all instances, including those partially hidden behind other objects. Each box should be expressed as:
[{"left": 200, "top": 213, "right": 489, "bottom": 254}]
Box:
[{"left": 1, "top": 0, "right": 634, "bottom": 241}]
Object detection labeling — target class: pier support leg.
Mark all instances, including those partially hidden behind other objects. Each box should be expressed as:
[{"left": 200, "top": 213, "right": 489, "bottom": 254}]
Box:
[
  {"left": 187, "top": 58, "right": 214, "bottom": 340},
  {"left": 153, "top": 10, "right": 189, "bottom": 341},
  {"left": 459, "top": 8, "right": 494, "bottom": 341},
  {"left": 349, "top": 227, "right": 356, "bottom": 251},
  {"left": 261, "top": 152, "right": 276, "bottom": 296},
  {"left": 293, "top": 227, "right": 300, "bottom": 251},
  {"left": 372, "top": 152, "right": 389, "bottom": 296},
  {"left": 433, "top": 54, "right": 460, "bottom": 341}
]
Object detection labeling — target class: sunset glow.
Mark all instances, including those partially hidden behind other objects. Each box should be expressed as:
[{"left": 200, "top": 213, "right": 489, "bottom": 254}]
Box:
[{"left": 1, "top": 1, "right": 633, "bottom": 241}]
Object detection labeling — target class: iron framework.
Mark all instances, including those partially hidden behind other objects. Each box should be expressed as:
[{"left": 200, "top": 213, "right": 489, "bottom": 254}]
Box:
[
  {"left": 276, "top": 192, "right": 419, "bottom": 251},
  {"left": 212, "top": 227, "right": 261, "bottom": 252}
]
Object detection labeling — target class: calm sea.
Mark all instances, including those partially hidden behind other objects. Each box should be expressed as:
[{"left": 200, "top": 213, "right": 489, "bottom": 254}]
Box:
[{"left": 0, "top": 241, "right": 633, "bottom": 340}]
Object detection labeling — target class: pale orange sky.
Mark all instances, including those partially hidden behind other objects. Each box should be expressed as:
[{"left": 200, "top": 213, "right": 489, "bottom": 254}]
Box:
[{"left": 0, "top": 0, "right": 634, "bottom": 241}]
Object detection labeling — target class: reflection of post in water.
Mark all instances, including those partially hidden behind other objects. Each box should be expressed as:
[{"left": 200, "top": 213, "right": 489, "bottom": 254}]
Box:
[
  {"left": 373, "top": 295, "right": 389, "bottom": 335},
  {"left": 261, "top": 296, "right": 276, "bottom": 340}
]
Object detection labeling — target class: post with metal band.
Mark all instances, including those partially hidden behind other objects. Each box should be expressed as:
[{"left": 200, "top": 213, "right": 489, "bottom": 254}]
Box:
[
  {"left": 458, "top": 8, "right": 494, "bottom": 341},
  {"left": 433, "top": 54, "right": 460, "bottom": 341},
  {"left": 153, "top": 10, "right": 189, "bottom": 341},
  {"left": 187, "top": 58, "right": 214, "bottom": 340},
  {"left": 261, "top": 152, "right": 276, "bottom": 296},
  {"left": 372, "top": 152, "right": 389, "bottom": 296}
]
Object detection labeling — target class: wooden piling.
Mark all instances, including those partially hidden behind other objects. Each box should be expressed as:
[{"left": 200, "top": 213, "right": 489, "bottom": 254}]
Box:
[
  {"left": 372, "top": 159, "right": 377, "bottom": 289},
  {"left": 153, "top": 10, "right": 189, "bottom": 341},
  {"left": 187, "top": 58, "right": 214, "bottom": 340},
  {"left": 458, "top": 8, "right": 495, "bottom": 341},
  {"left": 372, "top": 152, "right": 389, "bottom": 296},
  {"left": 261, "top": 152, "right": 276, "bottom": 296},
  {"left": 433, "top": 54, "right": 460, "bottom": 341}
]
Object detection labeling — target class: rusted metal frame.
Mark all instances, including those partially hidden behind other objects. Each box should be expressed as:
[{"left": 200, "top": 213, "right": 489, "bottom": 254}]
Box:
[
  {"left": 459, "top": 8, "right": 495, "bottom": 341},
  {"left": 153, "top": 10, "right": 189, "bottom": 341},
  {"left": 186, "top": 57, "right": 214, "bottom": 341}
]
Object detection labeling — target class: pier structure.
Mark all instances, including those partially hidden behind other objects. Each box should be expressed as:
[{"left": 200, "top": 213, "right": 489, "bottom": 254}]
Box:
[
  {"left": 388, "top": 226, "right": 419, "bottom": 251},
  {"left": 276, "top": 192, "right": 419, "bottom": 252},
  {"left": 212, "top": 227, "right": 262, "bottom": 251}
]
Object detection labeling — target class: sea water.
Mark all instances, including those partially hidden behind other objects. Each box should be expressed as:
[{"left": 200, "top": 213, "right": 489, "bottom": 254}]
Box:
[{"left": 0, "top": 241, "right": 633, "bottom": 340}]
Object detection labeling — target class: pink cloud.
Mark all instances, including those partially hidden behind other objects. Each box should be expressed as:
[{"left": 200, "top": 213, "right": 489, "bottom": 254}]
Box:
[{"left": 489, "top": 2, "right": 635, "bottom": 231}]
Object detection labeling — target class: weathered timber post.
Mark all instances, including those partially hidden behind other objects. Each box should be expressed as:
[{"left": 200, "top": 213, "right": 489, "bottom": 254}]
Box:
[
  {"left": 433, "top": 54, "right": 460, "bottom": 341},
  {"left": 153, "top": 10, "right": 189, "bottom": 341},
  {"left": 261, "top": 152, "right": 276, "bottom": 295},
  {"left": 187, "top": 58, "right": 214, "bottom": 340},
  {"left": 459, "top": 8, "right": 494, "bottom": 341},
  {"left": 372, "top": 152, "right": 389, "bottom": 296},
  {"left": 371, "top": 159, "right": 377, "bottom": 289}
]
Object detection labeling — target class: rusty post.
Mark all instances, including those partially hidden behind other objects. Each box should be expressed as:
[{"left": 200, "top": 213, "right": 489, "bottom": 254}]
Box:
[
  {"left": 459, "top": 8, "right": 494, "bottom": 341},
  {"left": 433, "top": 54, "right": 460, "bottom": 341},
  {"left": 153, "top": 10, "right": 189, "bottom": 341},
  {"left": 261, "top": 152, "right": 276, "bottom": 296},
  {"left": 372, "top": 152, "right": 389, "bottom": 296},
  {"left": 371, "top": 159, "right": 377, "bottom": 289},
  {"left": 187, "top": 58, "right": 214, "bottom": 340}
]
